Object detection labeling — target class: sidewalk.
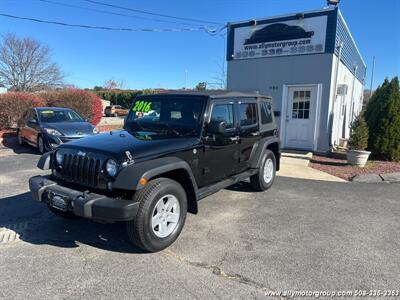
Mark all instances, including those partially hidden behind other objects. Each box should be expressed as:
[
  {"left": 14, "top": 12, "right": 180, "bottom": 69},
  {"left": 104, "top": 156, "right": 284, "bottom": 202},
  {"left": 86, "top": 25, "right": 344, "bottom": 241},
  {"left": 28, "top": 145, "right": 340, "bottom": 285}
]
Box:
[{"left": 278, "top": 151, "right": 346, "bottom": 182}]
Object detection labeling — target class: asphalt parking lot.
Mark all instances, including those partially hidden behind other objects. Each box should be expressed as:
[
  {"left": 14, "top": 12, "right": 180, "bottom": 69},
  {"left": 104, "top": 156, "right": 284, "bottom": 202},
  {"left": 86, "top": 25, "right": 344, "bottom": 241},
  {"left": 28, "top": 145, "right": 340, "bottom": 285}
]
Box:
[{"left": 0, "top": 149, "right": 399, "bottom": 299}]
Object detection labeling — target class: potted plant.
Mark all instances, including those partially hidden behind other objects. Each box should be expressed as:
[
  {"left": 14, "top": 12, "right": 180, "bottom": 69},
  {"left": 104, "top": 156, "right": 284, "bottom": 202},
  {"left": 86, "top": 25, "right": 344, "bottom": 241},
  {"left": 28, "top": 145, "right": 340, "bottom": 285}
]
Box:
[{"left": 347, "top": 114, "right": 371, "bottom": 167}]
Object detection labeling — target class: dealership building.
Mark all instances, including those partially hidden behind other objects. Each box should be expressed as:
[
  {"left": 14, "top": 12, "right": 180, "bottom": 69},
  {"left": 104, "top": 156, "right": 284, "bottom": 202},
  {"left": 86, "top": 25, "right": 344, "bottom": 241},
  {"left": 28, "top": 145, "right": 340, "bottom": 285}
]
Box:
[{"left": 226, "top": 6, "right": 366, "bottom": 152}]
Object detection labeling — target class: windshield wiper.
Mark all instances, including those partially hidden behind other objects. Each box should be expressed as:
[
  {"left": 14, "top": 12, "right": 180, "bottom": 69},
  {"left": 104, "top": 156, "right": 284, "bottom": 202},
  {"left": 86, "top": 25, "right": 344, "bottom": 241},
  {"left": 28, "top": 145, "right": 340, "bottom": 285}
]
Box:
[{"left": 155, "top": 121, "right": 181, "bottom": 137}]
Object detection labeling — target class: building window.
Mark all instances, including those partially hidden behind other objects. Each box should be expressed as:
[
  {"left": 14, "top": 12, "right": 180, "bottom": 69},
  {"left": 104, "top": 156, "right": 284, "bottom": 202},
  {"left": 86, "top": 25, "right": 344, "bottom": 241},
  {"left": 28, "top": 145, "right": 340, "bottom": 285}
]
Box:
[
  {"left": 292, "top": 90, "right": 310, "bottom": 119},
  {"left": 239, "top": 103, "right": 257, "bottom": 126}
]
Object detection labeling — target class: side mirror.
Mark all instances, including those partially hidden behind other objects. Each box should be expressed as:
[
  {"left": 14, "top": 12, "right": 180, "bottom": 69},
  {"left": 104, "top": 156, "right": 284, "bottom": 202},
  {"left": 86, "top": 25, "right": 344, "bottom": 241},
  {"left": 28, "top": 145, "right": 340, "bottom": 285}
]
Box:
[{"left": 207, "top": 120, "right": 226, "bottom": 135}]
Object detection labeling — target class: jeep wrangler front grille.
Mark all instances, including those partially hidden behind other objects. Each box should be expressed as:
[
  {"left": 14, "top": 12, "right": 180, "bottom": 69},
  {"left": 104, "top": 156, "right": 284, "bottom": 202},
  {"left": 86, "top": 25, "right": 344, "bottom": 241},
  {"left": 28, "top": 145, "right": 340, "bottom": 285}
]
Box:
[{"left": 61, "top": 154, "right": 101, "bottom": 187}]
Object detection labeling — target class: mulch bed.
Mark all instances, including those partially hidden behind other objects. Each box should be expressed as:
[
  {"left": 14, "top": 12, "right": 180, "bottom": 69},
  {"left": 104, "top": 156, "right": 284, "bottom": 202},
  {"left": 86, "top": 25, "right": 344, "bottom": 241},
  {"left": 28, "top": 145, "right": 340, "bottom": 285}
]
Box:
[{"left": 310, "top": 154, "right": 400, "bottom": 181}]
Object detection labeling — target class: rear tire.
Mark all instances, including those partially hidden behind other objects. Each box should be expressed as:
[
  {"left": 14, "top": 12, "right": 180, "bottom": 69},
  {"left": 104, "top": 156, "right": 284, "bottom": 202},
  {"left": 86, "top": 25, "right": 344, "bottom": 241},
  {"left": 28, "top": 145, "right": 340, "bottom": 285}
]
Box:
[
  {"left": 17, "top": 130, "right": 25, "bottom": 145},
  {"left": 250, "top": 150, "right": 276, "bottom": 191},
  {"left": 126, "top": 178, "right": 187, "bottom": 252}
]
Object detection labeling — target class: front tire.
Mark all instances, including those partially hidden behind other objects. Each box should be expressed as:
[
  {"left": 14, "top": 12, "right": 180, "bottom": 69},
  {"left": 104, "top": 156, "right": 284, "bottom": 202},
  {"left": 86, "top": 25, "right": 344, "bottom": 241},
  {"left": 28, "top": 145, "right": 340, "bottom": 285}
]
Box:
[
  {"left": 250, "top": 150, "right": 276, "bottom": 191},
  {"left": 126, "top": 178, "right": 187, "bottom": 252},
  {"left": 37, "top": 135, "right": 45, "bottom": 154}
]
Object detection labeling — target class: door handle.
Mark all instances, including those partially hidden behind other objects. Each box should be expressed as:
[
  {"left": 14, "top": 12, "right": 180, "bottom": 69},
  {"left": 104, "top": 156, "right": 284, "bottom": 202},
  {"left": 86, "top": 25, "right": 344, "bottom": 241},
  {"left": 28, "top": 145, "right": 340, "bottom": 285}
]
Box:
[
  {"left": 250, "top": 131, "right": 260, "bottom": 136},
  {"left": 229, "top": 136, "right": 240, "bottom": 142}
]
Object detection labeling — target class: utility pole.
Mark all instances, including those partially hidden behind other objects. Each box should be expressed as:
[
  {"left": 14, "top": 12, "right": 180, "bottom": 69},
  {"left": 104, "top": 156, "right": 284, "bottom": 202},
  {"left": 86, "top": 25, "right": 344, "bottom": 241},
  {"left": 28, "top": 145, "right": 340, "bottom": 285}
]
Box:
[
  {"left": 184, "top": 70, "right": 188, "bottom": 90},
  {"left": 369, "top": 56, "right": 375, "bottom": 97}
]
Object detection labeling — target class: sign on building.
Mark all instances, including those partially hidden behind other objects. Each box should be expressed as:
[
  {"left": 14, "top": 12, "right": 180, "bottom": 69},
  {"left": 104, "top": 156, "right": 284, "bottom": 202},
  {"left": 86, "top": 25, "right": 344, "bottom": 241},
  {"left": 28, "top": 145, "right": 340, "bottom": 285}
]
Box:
[{"left": 233, "top": 15, "right": 327, "bottom": 60}]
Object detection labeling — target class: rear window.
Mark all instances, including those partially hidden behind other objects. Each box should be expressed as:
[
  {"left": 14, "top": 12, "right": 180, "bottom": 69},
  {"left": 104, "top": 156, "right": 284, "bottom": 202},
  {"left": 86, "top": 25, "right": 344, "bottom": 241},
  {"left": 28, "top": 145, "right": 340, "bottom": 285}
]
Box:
[
  {"left": 260, "top": 101, "right": 273, "bottom": 124},
  {"left": 239, "top": 103, "right": 257, "bottom": 126}
]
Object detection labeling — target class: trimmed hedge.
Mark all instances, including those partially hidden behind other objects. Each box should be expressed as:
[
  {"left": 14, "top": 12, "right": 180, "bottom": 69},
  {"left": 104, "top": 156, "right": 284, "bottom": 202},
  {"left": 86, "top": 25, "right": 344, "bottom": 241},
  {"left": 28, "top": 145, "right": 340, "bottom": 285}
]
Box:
[
  {"left": 41, "top": 89, "right": 103, "bottom": 125},
  {"left": 0, "top": 92, "right": 45, "bottom": 129},
  {"left": 0, "top": 89, "right": 103, "bottom": 129},
  {"left": 92, "top": 88, "right": 162, "bottom": 108}
]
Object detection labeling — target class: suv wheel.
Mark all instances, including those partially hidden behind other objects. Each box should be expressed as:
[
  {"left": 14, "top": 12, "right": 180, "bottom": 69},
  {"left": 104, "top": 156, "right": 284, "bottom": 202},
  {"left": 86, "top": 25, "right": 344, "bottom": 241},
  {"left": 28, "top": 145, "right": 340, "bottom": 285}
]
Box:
[
  {"left": 250, "top": 150, "right": 276, "bottom": 191},
  {"left": 126, "top": 178, "right": 187, "bottom": 252},
  {"left": 37, "top": 135, "right": 45, "bottom": 154}
]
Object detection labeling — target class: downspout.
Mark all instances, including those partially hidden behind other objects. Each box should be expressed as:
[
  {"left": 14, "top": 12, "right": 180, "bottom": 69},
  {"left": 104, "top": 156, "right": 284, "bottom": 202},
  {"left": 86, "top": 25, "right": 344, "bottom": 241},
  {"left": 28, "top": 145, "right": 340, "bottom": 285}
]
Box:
[
  {"left": 350, "top": 65, "right": 358, "bottom": 121},
  {"left": 330, "top": 41, "right": 343, "bottom": 149}
]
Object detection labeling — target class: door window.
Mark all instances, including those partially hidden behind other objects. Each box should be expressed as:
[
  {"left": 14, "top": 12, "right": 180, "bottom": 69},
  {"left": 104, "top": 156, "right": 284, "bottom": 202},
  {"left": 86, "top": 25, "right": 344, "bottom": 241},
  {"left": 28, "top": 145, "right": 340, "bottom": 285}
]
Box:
[
  {"left": 239, "top": 103, "right": 257, "bottom": 126},
  {"left": 27, "top": 110, "right": 37, "bottom": 122},
  {"left": 292, "top": 90, "right": 310, "bottom": 119},
  {"left": 260, "top": 102, "right": 273, "bottom": 124},
  {"left": 210, "top": 104, "right": 234, "bottom": 129}
]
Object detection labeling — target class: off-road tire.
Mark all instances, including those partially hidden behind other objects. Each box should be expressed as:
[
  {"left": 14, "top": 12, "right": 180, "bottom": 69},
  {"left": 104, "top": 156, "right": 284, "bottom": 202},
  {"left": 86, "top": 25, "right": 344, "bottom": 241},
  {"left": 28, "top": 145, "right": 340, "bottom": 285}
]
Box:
[
  {"left": 250, "top": 150, "right": 276, "bottom": 191},
  {"left": 126, "top": 178, "right": 187, "bottom": 252}
]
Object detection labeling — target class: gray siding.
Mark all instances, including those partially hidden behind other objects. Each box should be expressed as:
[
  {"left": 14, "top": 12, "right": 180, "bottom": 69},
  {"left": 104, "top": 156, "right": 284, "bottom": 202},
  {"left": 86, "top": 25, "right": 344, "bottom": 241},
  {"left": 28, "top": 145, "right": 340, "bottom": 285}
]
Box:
[{"left": 227, "top": 53, "right": 334, "bottom": 152}]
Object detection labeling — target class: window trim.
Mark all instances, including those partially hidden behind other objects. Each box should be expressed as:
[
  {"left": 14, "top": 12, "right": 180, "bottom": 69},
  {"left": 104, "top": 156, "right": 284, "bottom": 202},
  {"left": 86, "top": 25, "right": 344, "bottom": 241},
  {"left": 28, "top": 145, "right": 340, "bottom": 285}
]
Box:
[
  {"left": 237, "top": 99, "right": 258, "bottom": 129},
  {"left": 208, "top": 101, "right": 236, "bottom": 132}
]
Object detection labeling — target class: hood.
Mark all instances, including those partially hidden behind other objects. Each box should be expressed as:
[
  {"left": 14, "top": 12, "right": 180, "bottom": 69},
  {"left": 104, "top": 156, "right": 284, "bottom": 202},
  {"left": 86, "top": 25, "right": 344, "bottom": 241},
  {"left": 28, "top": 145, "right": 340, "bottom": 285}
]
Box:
[
  {"left": 58, "top": 130, "right": 197, "bottom": 161},
  {"left": 42, "top": 122, "right": 94, "bottom": 137}
]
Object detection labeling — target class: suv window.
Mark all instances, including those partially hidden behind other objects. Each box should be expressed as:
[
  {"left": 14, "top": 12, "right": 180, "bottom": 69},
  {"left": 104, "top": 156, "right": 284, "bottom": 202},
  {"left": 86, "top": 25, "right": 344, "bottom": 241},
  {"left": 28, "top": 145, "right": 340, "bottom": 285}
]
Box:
[
  {"left": 239, "top": 103, "right": 257, "bottom": 126},
  {"left": 210, "top": 104, "right": 234, "bottom": 129},
  {"left": 260, "top": 101, "right": 273, "bottom": 124}
]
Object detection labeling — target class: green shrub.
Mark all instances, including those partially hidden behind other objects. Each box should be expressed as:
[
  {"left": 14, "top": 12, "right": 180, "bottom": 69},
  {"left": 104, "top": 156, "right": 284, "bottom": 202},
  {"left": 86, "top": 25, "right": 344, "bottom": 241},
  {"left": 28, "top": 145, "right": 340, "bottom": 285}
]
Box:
[
  {"left": 364, "top": 77, "right": 400, "bottom": 161},
  {"left": 0, "top": 92, "right": 45, "bottom": 129},
  {"left": 92, "top": 89, "right": 163, "bottom": 108},
  {"left": 348, "top": 114, "right": 369, "bottom": 151}
]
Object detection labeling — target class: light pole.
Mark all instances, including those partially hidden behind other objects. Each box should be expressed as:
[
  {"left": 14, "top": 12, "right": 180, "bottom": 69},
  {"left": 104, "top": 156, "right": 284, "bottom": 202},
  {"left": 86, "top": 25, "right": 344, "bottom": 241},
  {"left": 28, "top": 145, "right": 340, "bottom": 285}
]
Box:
[{"left": 369, "top": 56, "right": 375, "bottom": 97}]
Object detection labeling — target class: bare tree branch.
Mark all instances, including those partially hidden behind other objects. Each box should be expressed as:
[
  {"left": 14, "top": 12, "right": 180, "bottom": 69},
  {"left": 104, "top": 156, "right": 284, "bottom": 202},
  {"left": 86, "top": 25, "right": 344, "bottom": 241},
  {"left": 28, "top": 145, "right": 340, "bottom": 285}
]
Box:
[{"left": 0, "top": 33, "right": 64, "bottom": 91}]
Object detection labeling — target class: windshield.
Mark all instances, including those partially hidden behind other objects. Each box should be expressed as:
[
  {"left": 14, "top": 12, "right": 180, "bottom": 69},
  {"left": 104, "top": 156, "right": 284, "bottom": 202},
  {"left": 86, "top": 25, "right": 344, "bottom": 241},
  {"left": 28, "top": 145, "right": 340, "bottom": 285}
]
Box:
[
  {"left": 125, "top": 97, "right": 205, "bottom": 138},
  {"left": 38, "top": 109, "right": 84, "bottom": 123}
]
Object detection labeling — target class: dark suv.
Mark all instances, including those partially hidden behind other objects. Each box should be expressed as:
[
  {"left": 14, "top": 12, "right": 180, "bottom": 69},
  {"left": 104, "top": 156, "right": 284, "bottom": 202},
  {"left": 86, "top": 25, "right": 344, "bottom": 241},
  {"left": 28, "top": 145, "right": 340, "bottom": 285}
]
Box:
[{"left": 29, "top": 92, "right": 280, "bottom": 252}]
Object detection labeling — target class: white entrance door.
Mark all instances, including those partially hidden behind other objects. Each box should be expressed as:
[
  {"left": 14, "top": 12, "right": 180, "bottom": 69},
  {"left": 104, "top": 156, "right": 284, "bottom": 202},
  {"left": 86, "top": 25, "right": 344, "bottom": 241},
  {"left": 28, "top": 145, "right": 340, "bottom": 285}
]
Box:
[{"left": 284, "top": 86, "right": 316, "bottom": 150}]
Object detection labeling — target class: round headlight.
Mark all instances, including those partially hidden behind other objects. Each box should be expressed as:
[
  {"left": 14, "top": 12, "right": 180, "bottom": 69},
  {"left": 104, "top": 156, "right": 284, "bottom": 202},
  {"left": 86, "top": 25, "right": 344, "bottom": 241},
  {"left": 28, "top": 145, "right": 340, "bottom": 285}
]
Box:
[
  {"left": 55, "top": 151, "right": 64, "bottom": 165},
  {"left": 106, "top": 159, "right": 118, "bottom": 177},
  {"left": 93, "top": 127, "right": 99, "bottom": 134}
]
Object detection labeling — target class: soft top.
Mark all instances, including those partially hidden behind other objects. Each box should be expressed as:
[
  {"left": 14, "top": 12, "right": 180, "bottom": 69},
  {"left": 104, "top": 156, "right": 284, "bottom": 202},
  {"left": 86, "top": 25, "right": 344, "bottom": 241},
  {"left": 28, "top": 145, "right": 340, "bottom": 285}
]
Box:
[{"left": 138, "top": 90, "right": 272, "bottom": 100}]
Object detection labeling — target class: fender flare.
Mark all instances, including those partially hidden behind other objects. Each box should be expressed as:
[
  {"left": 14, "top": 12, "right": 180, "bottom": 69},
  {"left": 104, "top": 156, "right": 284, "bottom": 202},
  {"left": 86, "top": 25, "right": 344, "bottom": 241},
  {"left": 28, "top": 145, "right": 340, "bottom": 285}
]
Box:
[
  {"left": 248, "top": 137, "right": 281, "bottom": 170},
  {"left": 37, "top": 151, "right": 54, "bottom": 170},
  {"left": 113, "top": 156, "right": 198, "bottom": 193}
]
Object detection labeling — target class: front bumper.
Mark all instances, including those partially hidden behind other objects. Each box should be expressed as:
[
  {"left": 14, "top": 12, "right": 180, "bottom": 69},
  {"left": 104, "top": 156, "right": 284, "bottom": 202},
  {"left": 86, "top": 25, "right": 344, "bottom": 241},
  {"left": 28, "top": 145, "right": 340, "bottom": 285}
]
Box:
[{"left": 29, "top": 175, "right": 139, "bottom": 222}]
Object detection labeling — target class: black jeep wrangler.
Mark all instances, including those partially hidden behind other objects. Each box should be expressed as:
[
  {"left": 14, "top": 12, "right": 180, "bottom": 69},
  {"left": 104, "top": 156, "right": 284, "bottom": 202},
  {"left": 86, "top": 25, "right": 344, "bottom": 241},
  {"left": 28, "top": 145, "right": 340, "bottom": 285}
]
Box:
[{"left": 29, "top": 92, "right": 280, "bottom": 252}]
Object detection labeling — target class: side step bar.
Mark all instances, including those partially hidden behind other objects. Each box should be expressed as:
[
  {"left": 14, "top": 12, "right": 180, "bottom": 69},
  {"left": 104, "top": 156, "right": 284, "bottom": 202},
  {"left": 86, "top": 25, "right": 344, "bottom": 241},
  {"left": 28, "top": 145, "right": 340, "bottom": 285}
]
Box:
[{"left": 197, "top": 169, "right": 258, "bottom": 200}]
